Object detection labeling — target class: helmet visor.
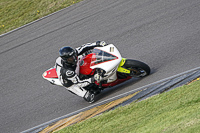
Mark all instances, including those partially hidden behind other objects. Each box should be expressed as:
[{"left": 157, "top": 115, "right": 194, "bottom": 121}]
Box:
[{"left": 66, "top": 55, "right": 77, "bottom": 65}]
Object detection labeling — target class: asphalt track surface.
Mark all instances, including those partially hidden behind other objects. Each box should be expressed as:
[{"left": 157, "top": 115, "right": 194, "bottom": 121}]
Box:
[{"left": 0, "top": 0, "right": 200, "bottom": 132}]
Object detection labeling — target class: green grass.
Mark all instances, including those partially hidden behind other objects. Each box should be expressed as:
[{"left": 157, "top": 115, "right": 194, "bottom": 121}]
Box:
[
  {"left": 0, "top": 0, "right": 82, "bottom": 35},
  {"left": 56, "top": 80, "right": 200, "bottom": 133}
]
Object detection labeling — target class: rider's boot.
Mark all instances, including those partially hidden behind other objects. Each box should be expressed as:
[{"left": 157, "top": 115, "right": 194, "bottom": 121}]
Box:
[
  {"left": 84, "top": 91, "right": 95, "bottom": 103},
  {"left": 94, "top": 88, "right": 101, "bottom": 95}
]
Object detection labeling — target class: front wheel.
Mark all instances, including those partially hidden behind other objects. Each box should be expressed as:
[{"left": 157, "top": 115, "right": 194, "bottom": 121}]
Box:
[{"left": 122, "top": 59, "right": 151, "bottom": 77}]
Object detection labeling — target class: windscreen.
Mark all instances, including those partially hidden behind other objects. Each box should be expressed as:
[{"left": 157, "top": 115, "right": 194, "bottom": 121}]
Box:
[{"left": 91, "top": 49, "right": 117, "bottom": 66}]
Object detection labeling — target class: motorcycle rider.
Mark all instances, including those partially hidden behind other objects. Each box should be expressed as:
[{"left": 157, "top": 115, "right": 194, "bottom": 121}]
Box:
[{"left": 55, "top": 41, "right": 106, "bottom": 103}]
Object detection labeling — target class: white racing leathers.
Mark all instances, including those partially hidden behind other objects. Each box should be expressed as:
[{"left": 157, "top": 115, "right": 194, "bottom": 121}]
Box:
[{"left": 55, "top": 42, "right": 100, "bottom": 98}]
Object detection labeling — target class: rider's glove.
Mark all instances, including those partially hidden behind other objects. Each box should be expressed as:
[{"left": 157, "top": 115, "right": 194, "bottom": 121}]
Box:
[{"left": 96, "top": 41, "right": 107, "bottom": 47}]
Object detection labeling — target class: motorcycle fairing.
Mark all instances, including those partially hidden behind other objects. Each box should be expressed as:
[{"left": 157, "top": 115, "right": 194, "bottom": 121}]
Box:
[
  {"left": 79, "top": 44, "right": 122, "bottom": 76},
  {"left": 42, "top": 68, "right": 62, "bottom": 86},
  {"left": 43, "top": 68, "right": 58, "bottom": 78},
  {"left": 79, "top": 53, "right": 95, "bottom": 75},
  {"left": 90, "top": 44, "right": 122, "bottom": 73}
]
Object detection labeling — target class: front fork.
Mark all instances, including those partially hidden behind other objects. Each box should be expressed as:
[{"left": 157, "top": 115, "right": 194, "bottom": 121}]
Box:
[
  {"left": 117, "top": 58, "right": 130, "bottom": 74},
  {"left": 117, "top": 58, "right": 147, "bottom": 77}
]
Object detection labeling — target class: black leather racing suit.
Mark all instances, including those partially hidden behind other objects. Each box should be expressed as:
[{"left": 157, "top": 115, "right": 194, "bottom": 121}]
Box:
[{"left": 55, "top": 42, "right": 101, "bottom": 97}]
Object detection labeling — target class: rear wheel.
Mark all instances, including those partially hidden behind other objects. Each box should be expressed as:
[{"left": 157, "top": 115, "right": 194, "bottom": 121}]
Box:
[{"left": 123, "top": 59, "right": 150, "bottom": 77}]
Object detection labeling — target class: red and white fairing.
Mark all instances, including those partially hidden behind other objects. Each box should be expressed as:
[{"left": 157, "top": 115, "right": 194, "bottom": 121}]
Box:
[
  {"left": 79, "top": 44, "right": 122, "bottom": 83},
  {"left": 42, "top": 68, "right": 62, "bottom": 86}
]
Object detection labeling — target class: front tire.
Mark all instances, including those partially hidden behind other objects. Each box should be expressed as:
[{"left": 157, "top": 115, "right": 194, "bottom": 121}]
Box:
[{"left": 123, "top": 59, "right": 151, "bottom": 77}]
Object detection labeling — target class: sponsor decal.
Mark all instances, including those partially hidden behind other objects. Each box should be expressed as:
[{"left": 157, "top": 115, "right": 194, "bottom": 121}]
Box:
[
  {"left": 66, "top": 70, "right": 74, "bottom": 76},
  {"left": 110, "top": 47, "right": 114, "bottom": 52},
  {"left": 69, "top": 52, "right": 74, "bottom": 56},
  {"left": 80, "top": 60, "right": 84, "bottom": 66}
]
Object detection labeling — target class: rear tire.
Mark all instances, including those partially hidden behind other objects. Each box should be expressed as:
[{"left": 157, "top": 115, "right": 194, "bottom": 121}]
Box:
[{"left": 123, "top": 59, "right": 150, "bottom": 77}]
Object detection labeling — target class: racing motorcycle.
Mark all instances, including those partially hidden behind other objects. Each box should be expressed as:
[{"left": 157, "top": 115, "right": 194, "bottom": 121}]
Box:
[{"left": 42, "top": 44, "right": 150, "bottom": 100}]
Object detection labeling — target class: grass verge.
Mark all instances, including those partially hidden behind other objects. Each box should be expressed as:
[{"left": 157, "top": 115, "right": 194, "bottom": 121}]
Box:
[
  {"left": 56, "top": 79, "right": 200, "bottom": 133},
  {"left": 0, "top": 0, "right": 82, "bottom": 35}
]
